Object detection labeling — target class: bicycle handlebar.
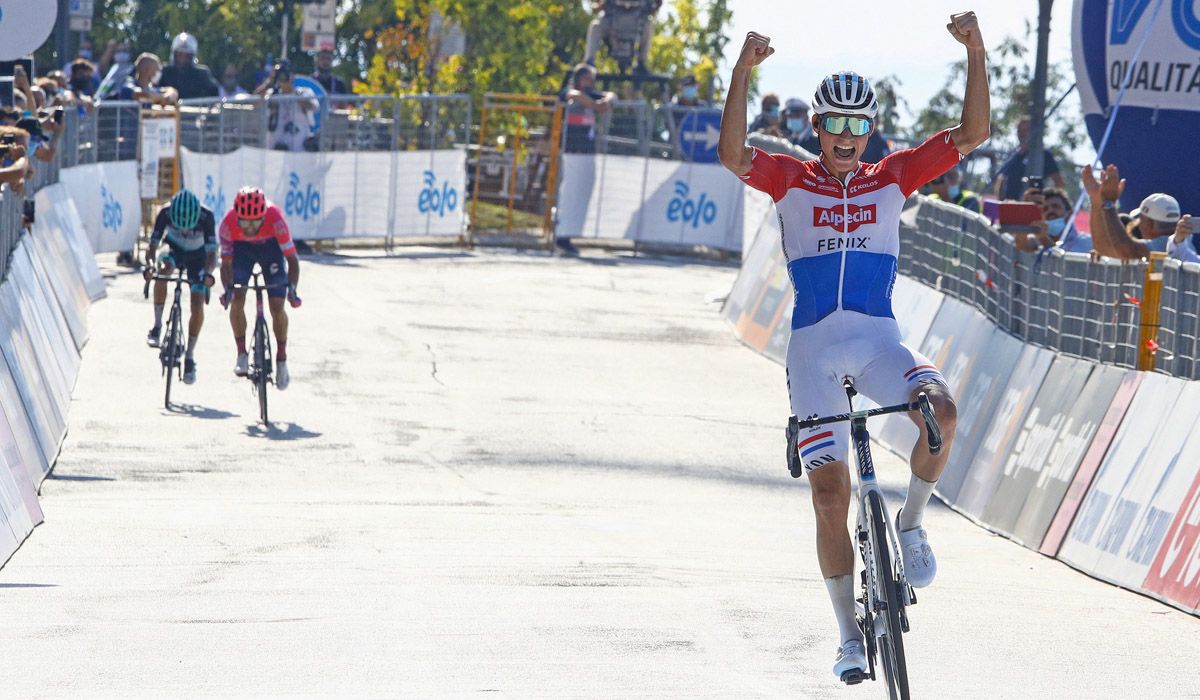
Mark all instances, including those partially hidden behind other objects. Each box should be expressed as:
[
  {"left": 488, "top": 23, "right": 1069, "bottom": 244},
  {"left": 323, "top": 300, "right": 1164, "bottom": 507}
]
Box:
[{"left": 796, "top": 392, "right": 942, "bottom": 456}]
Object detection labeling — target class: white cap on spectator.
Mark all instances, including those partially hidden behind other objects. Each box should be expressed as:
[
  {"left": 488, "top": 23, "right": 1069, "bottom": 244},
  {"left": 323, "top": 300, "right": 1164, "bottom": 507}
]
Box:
[{"left": 1132, "top": 193, "right": 1181, "bottom": 223}]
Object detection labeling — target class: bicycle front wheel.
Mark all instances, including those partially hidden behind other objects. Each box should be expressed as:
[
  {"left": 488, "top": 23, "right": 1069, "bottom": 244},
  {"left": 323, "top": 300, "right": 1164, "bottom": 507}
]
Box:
[
  {"left": 868, "top": 490, "right": 909, "bottom": 700},
  {"left": 163, "top": 306, "right": 181, "bottom": 409},
  {"left": 255, "top": 317, "right": 269, "bottom": 424}
]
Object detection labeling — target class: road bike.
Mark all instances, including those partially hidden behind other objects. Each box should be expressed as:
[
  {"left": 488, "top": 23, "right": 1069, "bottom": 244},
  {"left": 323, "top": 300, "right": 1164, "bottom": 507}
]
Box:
[
  {"left": 143, "top": 268, "right": 187, "bottom": 409},
  {"left": 789, "top": 379, "right": 942, "bottom": 700},
  {"left": 229, "top": 271, "right": 278, "bottom": 424}
]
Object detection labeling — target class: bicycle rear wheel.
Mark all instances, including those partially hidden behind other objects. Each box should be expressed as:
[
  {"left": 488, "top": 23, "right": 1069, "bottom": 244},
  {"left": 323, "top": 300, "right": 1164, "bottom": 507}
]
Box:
[
  {"left": 868, "top": 490, "right": 909, "bottom": 700},
  {"left": 163, "top": 305, "right": 181, "bottom": 409},
  {"left": 255, "top": 317, "right": 269, "bottom": 424}
]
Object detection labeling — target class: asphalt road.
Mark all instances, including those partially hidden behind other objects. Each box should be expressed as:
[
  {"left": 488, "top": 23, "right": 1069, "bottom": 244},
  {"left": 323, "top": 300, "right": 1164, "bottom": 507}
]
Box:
[{"left": 1, "top": 249, "right": 1197, "bottom": 699}]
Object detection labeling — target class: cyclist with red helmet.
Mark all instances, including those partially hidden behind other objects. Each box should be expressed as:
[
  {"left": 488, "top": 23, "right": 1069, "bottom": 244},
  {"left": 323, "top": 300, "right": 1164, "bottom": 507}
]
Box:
[{"left": 219, "top": 187, "right": 301, "bottom": 390}]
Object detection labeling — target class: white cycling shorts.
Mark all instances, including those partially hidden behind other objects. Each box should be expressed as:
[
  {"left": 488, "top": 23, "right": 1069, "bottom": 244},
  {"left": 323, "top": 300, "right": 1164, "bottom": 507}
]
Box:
[{"left": 786, "top": 312, "right": 946, "bottom": 472}]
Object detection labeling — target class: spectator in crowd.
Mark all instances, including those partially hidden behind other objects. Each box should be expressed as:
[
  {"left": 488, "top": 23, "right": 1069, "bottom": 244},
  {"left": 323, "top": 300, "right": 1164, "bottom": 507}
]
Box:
[
  {"left": 311, "top": 49, "right": 348, "bottom": 95},
  {"left": 556, "top": 63, "right": 615, "bottom": 254},
  {"left": 11, "top": 66, "right": 37, "bottom": 113},
  {"left": 97, "top": 40, "right": 136, "bottom": 100},
  {"left": 95, "top": 39, "right": 120, "bottom": 81},
  {"left": 927, "top": 166, "right": 982, "bottom": 213},
  {"left": 993, "top": 115, "right": 1066, "bottom": 200},
  {"left": 158, "top": 33, "right": 220, "bottom": 100},
  {"left": 64, "top": 38, "right": 102, "bottom": 94},
  {"left": 17, "top": 110, "right": 61, "bottom": 164},
  {"left": 1165, "top": 214, "right": 1198, "bottom": 263},
  {"left": 121, "top": 53, "right": 179, "bottom": 108},
  {"left": 1014, "top": 184, "right": 1092, "bottom": 253},
  {"left": 257, "top": 60, "right": 319, "bottom": 152},
  {"left": 747, "top": 92, "right": 783, "bottom": 136},
  {"left": 68, "top": 59, "right": 98, "bottom": 98},
  {"left": 219, "top": 64, "right": 250, "bottom": 99},
  {"left": 0, "top": 126, "right": 30, "bottom": 193},
  {"left": 783, "top": 98, "right": 812, "bottom": 145},
  {"left": 1079, "top": 163, "right": 1181, "bottom": 260},
  {"left": 673, "top": 75, "right": 701, "bottom": 106},
  {"left": 559, "top": 63, "right": 614, "bottom": 155}
]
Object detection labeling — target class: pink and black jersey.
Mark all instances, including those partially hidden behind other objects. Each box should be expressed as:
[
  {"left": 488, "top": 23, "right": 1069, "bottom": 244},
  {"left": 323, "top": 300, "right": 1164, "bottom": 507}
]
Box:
[
  {"left": 740, "top": 129, "right": 961, "bottom": 330},
  {"left": 218, "top": 203, "right": 296, "bottom": 259}
]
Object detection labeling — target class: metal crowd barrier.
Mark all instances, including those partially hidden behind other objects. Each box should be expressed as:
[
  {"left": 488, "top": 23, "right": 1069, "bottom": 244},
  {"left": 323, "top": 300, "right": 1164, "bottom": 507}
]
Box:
[
  {"left": 174, "top": 94, "right": 472, "bottom": 155},
  {"left": 900, "top": 197, "right": 1153, "bottom": 372}
]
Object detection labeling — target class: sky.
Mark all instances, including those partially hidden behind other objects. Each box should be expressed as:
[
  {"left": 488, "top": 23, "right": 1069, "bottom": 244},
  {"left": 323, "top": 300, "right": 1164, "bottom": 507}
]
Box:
[{"left": 719, "top": 0, "right": 1089, "bottom": 159}]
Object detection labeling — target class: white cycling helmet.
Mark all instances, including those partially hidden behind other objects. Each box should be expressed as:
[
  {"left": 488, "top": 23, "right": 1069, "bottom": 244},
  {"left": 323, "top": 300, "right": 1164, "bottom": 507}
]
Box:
[
  {"left": 812, "top": 71, "right": 878, "bottom": 119},
  {"left": 171, "top": 32, "right": 199, "bottom": 57}
]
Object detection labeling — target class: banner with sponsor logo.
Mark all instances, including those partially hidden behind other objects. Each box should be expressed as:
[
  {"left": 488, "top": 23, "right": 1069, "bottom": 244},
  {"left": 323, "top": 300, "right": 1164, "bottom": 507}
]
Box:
[
  {"left": 37, "top": 184, "right": 106, "bottom": 302},
  {"left": 1058, "top": 380, "right": 1200, "bottom": 604},
  {"left": 58, "top": 161, "right": 141, "bottom": 254},
  {"left": 558, "top": 153, "right": 744, "bottom": 251},
  {"left": 957, "top": 344, "right": 1056, "bottom": 518},
  {"left": 180, "top": 147, "right": 466, "bottom": 239},
  {"left": 1143, "top": 429, "right": 1200, "bottom": 612},
  {"left": 1005, "top": 363, "right": 1126, "bottom": 547},
  {"left": 1073, "top": 0, "right": 1200, "bottom": 219},
  {"left": 1058, "top": 374, "right": 1187, "bottom": 574},
  {"left": 1040, "top": 370, "right": 1144, "bottom": 556}
]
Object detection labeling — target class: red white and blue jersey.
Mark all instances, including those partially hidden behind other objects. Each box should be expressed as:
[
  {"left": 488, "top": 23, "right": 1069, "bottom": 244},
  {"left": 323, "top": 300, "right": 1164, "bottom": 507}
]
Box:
[
  {"left": 218, "top": 203, "right": 296, "bottom": 259},
  {"left": 740, "top": 129, "right": 961, "bottom": 330}
]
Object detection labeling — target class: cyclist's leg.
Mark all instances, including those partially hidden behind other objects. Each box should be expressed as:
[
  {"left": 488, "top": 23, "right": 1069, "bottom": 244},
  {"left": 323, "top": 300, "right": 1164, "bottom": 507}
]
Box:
[
  {"left": 229, "top": 244, "right": 253, "bottom": 356},
  {"left": 183, "top": 251, "right": 207, "bottom": 358},
  {"left": 787, "top": 334, "right": 860, "bottom": 647},
  {"left": 153, "top": 254, "right": 176, "bottom": 319},
  {"left": 261, "top": 250, "right": 289, "bottom": 360}
]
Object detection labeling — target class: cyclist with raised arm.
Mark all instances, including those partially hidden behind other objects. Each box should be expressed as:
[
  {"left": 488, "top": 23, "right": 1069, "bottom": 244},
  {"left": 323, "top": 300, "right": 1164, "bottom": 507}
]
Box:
[
  {"left": 219, "top": 187, "right": 301, "bottom": 390},
  {"left": 144, "top": 189, "right": 217, "bottom": 385},
  {"left": 718, "top": 13, "right": 990, "bottom": 681}
]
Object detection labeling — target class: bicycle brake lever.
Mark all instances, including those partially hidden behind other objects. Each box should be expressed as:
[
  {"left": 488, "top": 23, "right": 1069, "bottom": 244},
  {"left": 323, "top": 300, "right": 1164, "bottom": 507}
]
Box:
[{"left": 917, "top": 393, "right": 943, "bottom": 456}]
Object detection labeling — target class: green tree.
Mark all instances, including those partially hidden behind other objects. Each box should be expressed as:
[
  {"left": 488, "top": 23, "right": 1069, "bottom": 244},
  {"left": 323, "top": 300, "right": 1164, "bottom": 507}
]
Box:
[
  {"left": 910, "top": 31, "right": 1084, "bottom": 165},
  {"left": 649, "top": 0, "right": 733, "bottom": 100}
]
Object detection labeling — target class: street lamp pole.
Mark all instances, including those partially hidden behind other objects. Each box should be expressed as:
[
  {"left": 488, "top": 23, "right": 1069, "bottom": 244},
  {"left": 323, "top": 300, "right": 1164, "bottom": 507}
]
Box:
[{"left": 1028, "top": 0, "right": 1054, "bottom": 179}]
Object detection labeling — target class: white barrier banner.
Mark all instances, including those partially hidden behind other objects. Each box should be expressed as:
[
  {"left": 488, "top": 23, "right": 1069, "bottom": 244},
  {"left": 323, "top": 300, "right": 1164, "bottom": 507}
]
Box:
[
  {"left": 181, "top": 147, "right": 465, "bottom": 239},
  {"left": 139, "top": 119, "right": 160, "bottom": 199},
  {"left": 58, "top": 161, "right": 141, "bottom": 253},
  {"left": 558, "top": 153, "right": 744, "bottom": 251}
]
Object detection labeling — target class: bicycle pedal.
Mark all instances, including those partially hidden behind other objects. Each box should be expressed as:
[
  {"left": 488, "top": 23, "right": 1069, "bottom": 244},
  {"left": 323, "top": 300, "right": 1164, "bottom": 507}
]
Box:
[{"left": 840, "top": 669, "right": 866, "bottom": 685}]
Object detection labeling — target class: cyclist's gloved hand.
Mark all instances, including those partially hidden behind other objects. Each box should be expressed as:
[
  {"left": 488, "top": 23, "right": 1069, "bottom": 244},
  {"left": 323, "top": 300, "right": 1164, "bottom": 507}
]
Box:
[
  {"left": 287, "top": 284, "right": 302, "bottom": 309},
  {"left": 142, "top": 266, "right": 154, "bottom": 282},
  {"left": 220, "top": 287, "right": 232, "bottom": 309}
]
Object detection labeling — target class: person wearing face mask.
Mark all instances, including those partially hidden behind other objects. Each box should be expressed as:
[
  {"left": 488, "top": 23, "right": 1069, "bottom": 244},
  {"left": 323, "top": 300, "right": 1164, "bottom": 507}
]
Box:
[
  {"left": 927, "top": 166, "right": 981, "bottom": 213},
  {"left": 673, "top": 75, "right": 701, "bottom": 107},
  {"left": 782, "top": 98, "right": 812, "bottom": 144},
  {"left": 68, "top": 59, "right": 98, "bottom": 98},
  {"left": 311, "top": 49, "right": 349, "bottom": 95},
  {"left": 747, "top": 93, "right": 782, "bottom": 136},
  {"left": 1015, "top": 186, "right": 1091, "bottom": 253},
  {"left": 219, "top": 64, "right": 250, "bottom": 100},
  {"left": 157, "top": 33, "right": 220, "bottom": 100},
  {"left": 97, "top": 41, "right": 136, "bottom": 101}
]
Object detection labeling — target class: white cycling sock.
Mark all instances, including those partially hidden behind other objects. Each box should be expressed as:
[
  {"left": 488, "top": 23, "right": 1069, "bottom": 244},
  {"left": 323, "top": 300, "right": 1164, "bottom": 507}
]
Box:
[
  {"left": 153, "top": 304, "right": 164, "bottom": 327},
  {"left": 900, "top": 474, "right": 937, "bottom": 530},
  {"left": 186, "top": 335, "right": 198, "bottom": 359},
  {"left": 825, "top": 574, "right": 863, "bottom": 645}
]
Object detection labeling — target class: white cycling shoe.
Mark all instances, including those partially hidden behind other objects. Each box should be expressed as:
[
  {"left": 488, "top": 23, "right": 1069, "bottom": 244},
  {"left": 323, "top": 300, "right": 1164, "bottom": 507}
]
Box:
[
  {"left": 833, "top": 638, "right": 867, "bottom": 683},
  {"left": 898, "top": 510, "right": 937, "bottom": 588},
  {"left": 234, "top": 353, "right": 249, "bottom": 377},
  {"left": 275, "top": 361, "right": 289, "bottom": 391}
]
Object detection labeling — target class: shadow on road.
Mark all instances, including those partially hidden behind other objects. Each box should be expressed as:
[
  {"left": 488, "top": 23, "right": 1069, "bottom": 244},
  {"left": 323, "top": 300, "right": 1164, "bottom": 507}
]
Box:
[
  {"left": 245, "top": 422, "right": 322, "bottom": 441},
  {"left": 304, "top": 251, "right": 474, "bottom": 268},
  {"left": 0, "top": 583, "right": 58, "bottom": 588},
  {"left": 167, "top": 403, "right": 239, "bottom": 420},
  {"left": 45, "top": 472, "right": 116, "bottom": 482}
]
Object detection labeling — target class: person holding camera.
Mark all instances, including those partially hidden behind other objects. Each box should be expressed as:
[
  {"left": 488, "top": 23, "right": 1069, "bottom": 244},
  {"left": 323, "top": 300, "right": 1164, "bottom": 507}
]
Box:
[
  {"left": 255, "top": 60, "right": 319, "bottom": 153},
  {"left": 1014, "top": 180, "right": 1092, "bottom": 254},
  {"left": 0, "top": 126, "right": 30, "bottom": 193}
]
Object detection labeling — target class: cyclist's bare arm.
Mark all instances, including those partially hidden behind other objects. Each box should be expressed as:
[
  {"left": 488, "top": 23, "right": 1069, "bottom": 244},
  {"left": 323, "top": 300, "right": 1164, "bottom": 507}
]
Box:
[
  {"left": 718, "top": 32, "right": 774, "bottom": 177},
  {"left": 945, "top": 11, "right": 990, "bottom": 155},
  {"left": 285, "top": 253, "right": 300, "bottom": 288}
]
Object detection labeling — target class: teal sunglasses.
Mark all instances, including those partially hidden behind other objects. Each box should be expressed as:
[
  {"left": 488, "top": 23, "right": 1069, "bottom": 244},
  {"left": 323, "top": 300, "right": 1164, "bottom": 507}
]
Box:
[{"left": 820, "top": 115, "right": 873, "bottom": 136}]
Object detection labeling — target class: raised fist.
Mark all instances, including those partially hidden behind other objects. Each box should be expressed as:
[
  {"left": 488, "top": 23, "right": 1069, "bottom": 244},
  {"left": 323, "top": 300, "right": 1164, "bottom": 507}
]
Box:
[
  {"left": 736, "top": 32, "right": 775, "bottom": 69},
  {"left": 947, "top": 11, "right": 984, "bottom": 50}
]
